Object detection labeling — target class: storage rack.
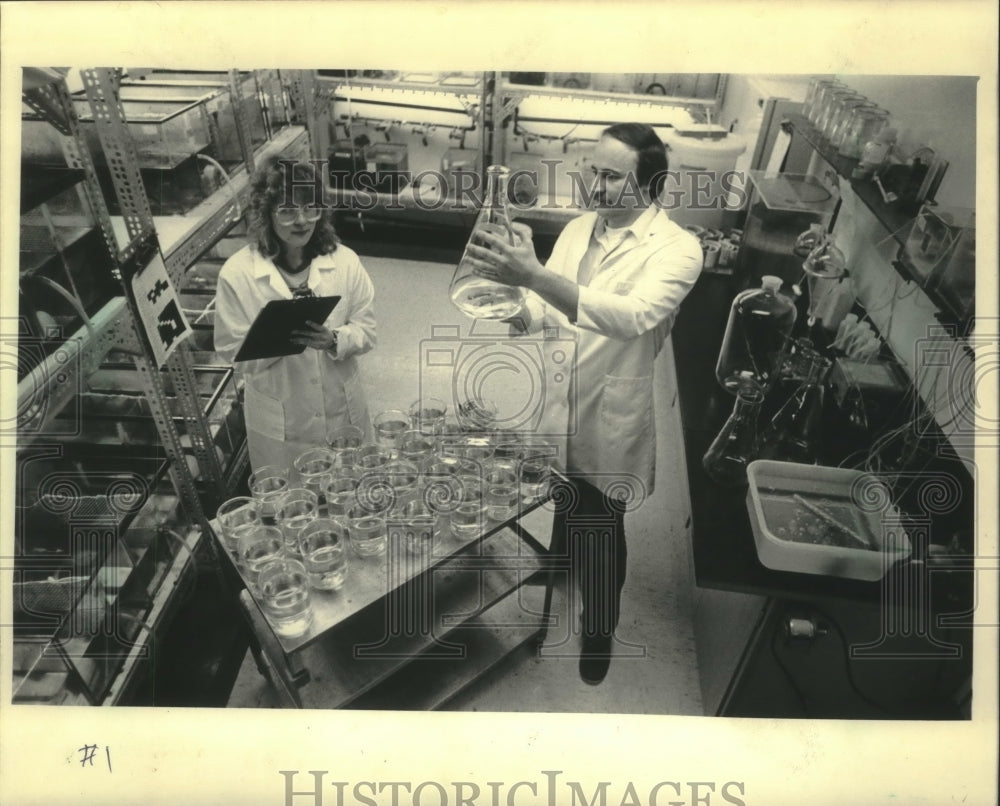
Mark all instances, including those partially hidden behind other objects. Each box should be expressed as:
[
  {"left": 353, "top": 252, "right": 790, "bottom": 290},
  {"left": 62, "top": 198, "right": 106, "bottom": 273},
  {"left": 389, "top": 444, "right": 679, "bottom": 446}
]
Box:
[
  {"left": 783, "top": 113, "right": 973, "bottom": 335},
  {"left": 316, "top": 71, "right": 727, "bottom": 248},
  {"left": 12, "top": 67, "right": 313, "bottom": 705}
]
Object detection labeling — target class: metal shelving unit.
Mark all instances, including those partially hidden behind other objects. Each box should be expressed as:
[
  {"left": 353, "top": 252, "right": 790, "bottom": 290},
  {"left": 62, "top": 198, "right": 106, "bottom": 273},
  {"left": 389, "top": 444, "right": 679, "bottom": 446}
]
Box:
[
  {"left": 12, "top": 66, "right": 313, "bottom": 706},
  {"left": 308, "top": 70, "right": 728, "bottom": 243}
]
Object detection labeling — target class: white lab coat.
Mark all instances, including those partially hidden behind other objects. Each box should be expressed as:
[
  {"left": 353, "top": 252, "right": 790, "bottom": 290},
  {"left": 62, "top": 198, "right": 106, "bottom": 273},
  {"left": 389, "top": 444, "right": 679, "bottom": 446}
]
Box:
[
  {"left": 214, "top": 244, "right": 377, "bottom": 472},
  {"left": 518, "top": 208, "right": 702, "bottom": 497}
]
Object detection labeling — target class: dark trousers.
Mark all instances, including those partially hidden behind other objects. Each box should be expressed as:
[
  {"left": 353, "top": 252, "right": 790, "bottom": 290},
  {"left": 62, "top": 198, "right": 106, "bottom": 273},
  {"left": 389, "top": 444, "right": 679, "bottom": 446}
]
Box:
[{"left": 551, "top": 475, "right": 628, "bottom": 638}]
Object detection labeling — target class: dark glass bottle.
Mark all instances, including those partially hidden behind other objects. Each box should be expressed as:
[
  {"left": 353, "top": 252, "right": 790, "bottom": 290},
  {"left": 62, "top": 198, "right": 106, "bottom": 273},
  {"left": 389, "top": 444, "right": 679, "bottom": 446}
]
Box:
[{"left": 716, "top": 275, "right": 798, "bottom": 393}]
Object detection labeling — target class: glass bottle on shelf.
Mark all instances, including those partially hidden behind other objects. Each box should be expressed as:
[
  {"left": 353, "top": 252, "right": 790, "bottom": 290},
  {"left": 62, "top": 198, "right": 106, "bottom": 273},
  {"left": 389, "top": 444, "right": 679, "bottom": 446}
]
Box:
[
  {"left": 825, "top": 96, "right": 871, "bottom": 145},
  {"left": 852, "top": 128, "right": 897, "bottom": 180},
  {"left": 838, "top": 106, "right": 889, "bottom": 160},
  {"left": 715, "top": 275, "right": 798, "bottom": 393},
  {"left": 702, "top": 379, "right": 764, "bottom": 487},
  {"left": 449, "top": 165, "right": 526, "bottom": 320},
  {"left": 758, "top": 350, "right": 832, "bottom": 464},
  {"left": 807, "top": 80, "right": 845, "bottom": 127}
]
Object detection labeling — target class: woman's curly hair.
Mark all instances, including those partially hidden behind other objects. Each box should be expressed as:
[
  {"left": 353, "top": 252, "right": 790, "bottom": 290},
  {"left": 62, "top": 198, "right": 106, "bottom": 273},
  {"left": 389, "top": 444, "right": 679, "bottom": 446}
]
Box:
[{"left": 246, "top": 155, "right": 339, "bottom": 262}]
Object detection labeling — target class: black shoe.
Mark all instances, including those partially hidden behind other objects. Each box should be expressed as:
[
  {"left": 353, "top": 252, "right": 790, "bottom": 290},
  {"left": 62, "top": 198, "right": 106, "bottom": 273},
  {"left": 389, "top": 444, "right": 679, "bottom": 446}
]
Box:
[{"left": 579, "top": 633, "right": 613, "bottom": 685}]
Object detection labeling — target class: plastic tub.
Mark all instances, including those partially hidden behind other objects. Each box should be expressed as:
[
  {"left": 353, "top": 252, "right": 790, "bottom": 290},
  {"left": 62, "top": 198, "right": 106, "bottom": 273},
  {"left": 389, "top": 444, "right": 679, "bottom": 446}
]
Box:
[{"left": 746, "top": 460, "right": 911, "bottom": 581}]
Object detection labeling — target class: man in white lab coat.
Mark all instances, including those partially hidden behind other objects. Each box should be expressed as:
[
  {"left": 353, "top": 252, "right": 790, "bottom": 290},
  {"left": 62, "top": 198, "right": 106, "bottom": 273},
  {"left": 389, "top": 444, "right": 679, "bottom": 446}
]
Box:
[{"left": 465, "top": 123, "right": 702, "bottom": 685}]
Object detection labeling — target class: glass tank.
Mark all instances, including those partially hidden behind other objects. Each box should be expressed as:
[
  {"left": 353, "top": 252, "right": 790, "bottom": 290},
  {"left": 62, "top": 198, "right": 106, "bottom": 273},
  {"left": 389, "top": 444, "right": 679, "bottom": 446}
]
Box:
[{"left": 19, "top": 167, "right": 121, "bottom": 379}]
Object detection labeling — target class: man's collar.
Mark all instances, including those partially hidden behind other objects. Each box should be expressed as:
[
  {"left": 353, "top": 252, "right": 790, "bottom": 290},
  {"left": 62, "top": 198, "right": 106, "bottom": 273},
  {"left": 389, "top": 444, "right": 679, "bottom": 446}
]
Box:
[{"left": 593, "top": 204, "right": 658, "bottom": 243}]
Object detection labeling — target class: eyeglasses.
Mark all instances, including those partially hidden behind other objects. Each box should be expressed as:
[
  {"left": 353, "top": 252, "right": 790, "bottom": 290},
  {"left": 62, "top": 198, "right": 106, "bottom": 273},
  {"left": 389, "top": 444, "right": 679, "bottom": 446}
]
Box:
[{"left": 274, "top": 206, "right": 323, "bottom": 226}]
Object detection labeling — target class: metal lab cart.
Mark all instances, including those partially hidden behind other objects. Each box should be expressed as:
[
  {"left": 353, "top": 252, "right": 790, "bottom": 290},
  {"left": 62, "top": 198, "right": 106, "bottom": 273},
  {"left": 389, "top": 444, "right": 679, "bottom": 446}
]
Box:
[{"left": 216, "top": 482, "right": 562, "bottom": 709}]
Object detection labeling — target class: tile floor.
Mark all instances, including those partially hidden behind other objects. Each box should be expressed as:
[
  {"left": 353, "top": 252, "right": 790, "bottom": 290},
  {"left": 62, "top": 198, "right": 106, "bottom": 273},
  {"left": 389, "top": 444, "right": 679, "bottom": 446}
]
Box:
[{"left": 227, "top": 255, "right": 704, "bottom": 715}]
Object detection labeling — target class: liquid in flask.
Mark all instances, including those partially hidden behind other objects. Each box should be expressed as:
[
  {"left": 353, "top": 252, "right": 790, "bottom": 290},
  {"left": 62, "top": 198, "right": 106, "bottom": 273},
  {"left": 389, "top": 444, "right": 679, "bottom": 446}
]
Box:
[{"left": 449, "top": 165, "right": 526, "bottom": 320}]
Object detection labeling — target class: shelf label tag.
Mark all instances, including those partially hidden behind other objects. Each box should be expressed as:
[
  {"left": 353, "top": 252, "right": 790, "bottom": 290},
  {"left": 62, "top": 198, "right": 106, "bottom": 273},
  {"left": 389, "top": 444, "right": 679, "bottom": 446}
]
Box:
[{"left": 130, "top": 253, "right": 192, "bottom": 367}]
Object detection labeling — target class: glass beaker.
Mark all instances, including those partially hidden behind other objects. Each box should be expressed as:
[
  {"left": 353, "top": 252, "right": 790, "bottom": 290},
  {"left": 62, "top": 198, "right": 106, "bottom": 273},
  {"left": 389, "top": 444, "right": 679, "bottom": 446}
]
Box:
[
  {"left": 293, "top": 447, "right": 337, "bottom": 504},
  {"left": 451, "top": 474, "right": 487, "bottom": 540},
  {"left": 408, "top": 397, "right": 448, "bottom": 436},
  {"left": 759, "top": 352, "right": 832, "bottom": 464},
  {"left": 323, "top": 470, "right": 360, "bottom": 520},
  {"left": 216, "top": 496, "right": 260, "bottom": 555},
  {"left": 249, "top": 465, "right": 290, "bottom": 524},
  {"left": 355, "top": 443, "right": 391, "bottom": 472},
  {"left": 518, "top": 456, "right": 551, "bottom": 503},
  {"left": 455, "top": 397, "right": 499, "bottom": 432},
  {"left": 238, "top": 525, "right": 285, "bottom": 595},
  {"left": 373, "top": 409, "right": 410, "bottom": 455},
  {"left": 483, "top": 458, "right": 519, "bottom": 522},
  {"left": 702, "top": 381, "right": 764, "bottom": 487},
  {"left": 275, "top": 488, "right": 319, "bottom": 559},
  {"left": 399, "top": 429, "right": 437, "bottom": 466},
  {"left": 715, "top": 275, "right": 798, "bottom": 392},
  {"left": 449, "top": 165, "right": 526, "bottom": 320},
  {"left": 326, "top": 424, "right": 364, "bottom": 468},
  {"left": 347, "top": 506, "right": 388, "bottom": 557},
  {"left": 440, "top": 433, "right": 495, "bottom": 465},
  {"left": 258, "top": 557, "right": 313, "bottom": 638},
  {"left": 298, "top": 518, "right": 349, "bottom": 591}
]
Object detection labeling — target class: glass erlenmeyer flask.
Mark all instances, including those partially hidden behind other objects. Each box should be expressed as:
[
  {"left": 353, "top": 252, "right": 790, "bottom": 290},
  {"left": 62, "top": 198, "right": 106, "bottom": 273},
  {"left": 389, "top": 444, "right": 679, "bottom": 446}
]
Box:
[
  {"left": 702, "top": 380, "right": 764, "bottom": 486},
  {"left": 759, "top": 351, "right": 831, "bottom": 464},
  {"left": 449, "top": 165, "right": 526, "bottom": 320}
]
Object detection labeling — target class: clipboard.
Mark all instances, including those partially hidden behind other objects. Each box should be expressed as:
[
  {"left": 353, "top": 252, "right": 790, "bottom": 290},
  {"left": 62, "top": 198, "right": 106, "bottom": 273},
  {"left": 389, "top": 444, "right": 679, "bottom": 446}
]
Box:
[{"left": 234, "top": 295, "right": 341, "bottom": 362}]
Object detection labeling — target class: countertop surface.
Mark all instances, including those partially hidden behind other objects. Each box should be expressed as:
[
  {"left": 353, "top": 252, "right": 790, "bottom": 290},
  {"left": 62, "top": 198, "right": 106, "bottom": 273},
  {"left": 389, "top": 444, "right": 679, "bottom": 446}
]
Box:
[{"left": 671, "top": 270, "right": 974, "bottom": 607}]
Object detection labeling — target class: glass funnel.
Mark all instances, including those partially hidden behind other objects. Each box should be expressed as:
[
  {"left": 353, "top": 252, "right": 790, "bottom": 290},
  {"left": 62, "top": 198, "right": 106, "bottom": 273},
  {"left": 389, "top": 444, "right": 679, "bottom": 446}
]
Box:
[
  {"left": 449, "top": 165, "right": 525, "bottom": 320},
  {"left": 802, "top": 238, "right": 847, "bottom": 327}
]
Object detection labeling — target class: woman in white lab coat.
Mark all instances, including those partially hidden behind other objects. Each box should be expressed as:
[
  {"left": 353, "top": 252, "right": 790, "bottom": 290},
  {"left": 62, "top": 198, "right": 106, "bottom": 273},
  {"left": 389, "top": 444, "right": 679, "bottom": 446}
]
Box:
[{"left": 214, "top": 156, "right": 377, "bottom": 472}]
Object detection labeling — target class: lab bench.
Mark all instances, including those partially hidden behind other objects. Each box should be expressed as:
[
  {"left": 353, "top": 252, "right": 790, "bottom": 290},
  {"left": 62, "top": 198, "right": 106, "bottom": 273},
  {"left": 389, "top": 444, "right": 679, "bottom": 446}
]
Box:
[{"left": 672, "top": 269, "right": 975, "bottom": 719}]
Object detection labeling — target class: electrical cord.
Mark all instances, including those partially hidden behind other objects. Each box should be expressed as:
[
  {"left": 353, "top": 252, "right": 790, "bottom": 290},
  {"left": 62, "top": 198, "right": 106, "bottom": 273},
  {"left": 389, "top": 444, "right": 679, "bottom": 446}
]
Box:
[
  {"left": 195, "top": 153, "right": 240, "bottom": 224},
  {"left": 811, "top": 607, "right": 901, "bottom": 717},
  {"left": 813, "top": 605, "right": 959, "bottom": 718},
  {"left": 770, "top": 628, "right": 810, "bottom": 717}
]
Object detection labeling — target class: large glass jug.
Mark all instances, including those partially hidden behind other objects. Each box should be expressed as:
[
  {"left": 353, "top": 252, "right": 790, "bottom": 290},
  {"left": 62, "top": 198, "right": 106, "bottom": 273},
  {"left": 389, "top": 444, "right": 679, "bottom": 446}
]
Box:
[
  {"left": 715, "top": 275, "right": 798, "bottom": 393},
  {"left": 449, "top": 165, "right": 526, "bottom": 320}
]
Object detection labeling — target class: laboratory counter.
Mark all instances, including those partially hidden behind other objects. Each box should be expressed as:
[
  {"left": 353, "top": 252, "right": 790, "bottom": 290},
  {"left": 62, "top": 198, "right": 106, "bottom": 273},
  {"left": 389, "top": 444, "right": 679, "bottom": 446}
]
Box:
[{"left": 671, "top": 269, "right": 975, "bottom": 718}]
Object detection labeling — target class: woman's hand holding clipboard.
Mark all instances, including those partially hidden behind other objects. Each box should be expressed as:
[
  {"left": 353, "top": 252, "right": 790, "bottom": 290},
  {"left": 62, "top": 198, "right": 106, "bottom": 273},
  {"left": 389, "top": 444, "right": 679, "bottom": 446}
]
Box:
[{"left": 233, "top": 296, "right": 341, "bottom": 362}]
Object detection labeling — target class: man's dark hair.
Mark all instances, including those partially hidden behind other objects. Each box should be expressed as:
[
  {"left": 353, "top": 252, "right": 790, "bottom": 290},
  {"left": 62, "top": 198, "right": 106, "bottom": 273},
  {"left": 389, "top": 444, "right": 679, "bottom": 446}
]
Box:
[{"left": 602, "top": 123, "right": 670, "bottom": 200}]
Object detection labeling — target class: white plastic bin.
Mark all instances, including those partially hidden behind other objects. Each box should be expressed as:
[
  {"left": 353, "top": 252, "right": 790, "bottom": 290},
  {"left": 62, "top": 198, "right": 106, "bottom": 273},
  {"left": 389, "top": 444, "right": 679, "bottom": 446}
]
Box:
[
  {"left": 662, "top": 127, "right": 746, "bottom": 229},
  {"left": 746, "top": 460, "right": 911, "bottom": 581}
]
